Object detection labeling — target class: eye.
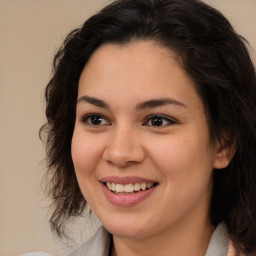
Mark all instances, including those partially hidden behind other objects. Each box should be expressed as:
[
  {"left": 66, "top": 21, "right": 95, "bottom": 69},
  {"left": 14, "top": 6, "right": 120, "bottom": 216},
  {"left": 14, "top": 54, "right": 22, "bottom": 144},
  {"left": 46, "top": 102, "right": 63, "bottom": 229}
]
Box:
[
  {"left": 143, "top": 114, "right": 176, "bottom": 127},
  {"left": 81, "top": 113, "right": 110, "bottom": 126}
]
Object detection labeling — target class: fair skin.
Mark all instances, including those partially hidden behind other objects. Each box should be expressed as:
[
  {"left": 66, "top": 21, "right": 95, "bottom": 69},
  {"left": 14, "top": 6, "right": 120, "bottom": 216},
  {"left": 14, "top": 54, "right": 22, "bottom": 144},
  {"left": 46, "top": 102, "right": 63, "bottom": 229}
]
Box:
[{"left": 71, "top": 41, "right": 232, "bottom": 256}]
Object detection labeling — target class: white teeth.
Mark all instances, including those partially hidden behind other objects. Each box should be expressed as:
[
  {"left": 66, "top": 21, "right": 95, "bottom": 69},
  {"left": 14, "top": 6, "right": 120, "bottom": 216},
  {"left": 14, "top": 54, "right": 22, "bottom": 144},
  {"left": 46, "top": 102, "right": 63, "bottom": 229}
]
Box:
[
  {"left": 107, "top": 183, "right": 112, "bottom": 190},
  {"left": 115, "top": 184, "right": 125, "bottom": 193},
  {"left": 147, "top": 183, "right": 153, "bottom": 189},
  {"left": 134, "top": 183, "right": 140, "bottom": 191},
  {"left": 125, "top": 184, "right": 134, "bottom": 193},
  {"left": 141, "top": 183, "right": 146, "bottom": 191},
  {"left": 106, "top": 182, "right": 154, "bottom": 193}
]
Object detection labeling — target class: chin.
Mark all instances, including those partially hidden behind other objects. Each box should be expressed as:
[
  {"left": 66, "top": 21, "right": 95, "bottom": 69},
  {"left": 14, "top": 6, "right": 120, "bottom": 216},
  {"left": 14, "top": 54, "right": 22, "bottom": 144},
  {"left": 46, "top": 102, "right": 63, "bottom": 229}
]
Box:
[
  {"left": 106, "top": 225, "right": 149, "bottom": 239},
  {"left": 99, "top": 214, "right": 154, "bottom": 239}
]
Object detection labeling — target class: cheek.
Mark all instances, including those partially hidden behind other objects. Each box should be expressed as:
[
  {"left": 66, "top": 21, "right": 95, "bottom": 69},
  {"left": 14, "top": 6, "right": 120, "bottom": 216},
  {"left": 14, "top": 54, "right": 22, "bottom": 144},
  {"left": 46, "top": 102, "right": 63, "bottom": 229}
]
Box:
[
  {"left": 148, "top": 134, "right": 198, "bottom": 172},
  {"left": 149, "top": 133, "right": 214, "bottom": 190},
  {"left": 71, "top": 128, "right": 102, "bottom": 170},
  {"left": 71, "top": 128, "right": 104, "bottom": 195},
  {"left": 71, "top": 131, "right": 103, "bottom": 206},
  {"left": 149, "top": 136, "right": 214, "bottom": 219}
]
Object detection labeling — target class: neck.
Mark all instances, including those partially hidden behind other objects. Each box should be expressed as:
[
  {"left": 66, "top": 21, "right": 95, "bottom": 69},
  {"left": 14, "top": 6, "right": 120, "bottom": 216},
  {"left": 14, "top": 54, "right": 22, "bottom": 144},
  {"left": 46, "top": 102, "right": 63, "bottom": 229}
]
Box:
[{"left": 110, "top": 218, "right": 215, "bottom": 256}]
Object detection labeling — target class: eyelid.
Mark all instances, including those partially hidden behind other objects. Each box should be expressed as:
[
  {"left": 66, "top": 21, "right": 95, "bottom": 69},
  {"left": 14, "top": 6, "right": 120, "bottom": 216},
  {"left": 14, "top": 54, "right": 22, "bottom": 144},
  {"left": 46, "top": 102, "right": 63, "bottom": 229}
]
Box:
[
  {"left": 143, "top": 114, "right": 177, "bottom": 126},
  {"left": 80, "top": 113, "right": 111, "bottom": 126},
  {"left": 79, "top": 113, "right": 177, "bottom": 127}
]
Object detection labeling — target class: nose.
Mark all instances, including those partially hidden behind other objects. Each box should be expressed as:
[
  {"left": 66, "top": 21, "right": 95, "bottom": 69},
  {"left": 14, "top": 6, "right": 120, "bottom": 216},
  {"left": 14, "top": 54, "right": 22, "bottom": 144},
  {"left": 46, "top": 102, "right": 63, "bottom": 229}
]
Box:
[{"left": 103, "top": 125, "right": 145, "bottom": 168}]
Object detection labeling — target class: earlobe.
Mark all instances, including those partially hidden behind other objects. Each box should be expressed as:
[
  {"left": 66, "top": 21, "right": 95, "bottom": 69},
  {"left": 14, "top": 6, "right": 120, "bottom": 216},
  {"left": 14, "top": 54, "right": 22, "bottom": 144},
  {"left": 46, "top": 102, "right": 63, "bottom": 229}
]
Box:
[{"left": 213, "top": 140, "right": 236, "bottom": 169}]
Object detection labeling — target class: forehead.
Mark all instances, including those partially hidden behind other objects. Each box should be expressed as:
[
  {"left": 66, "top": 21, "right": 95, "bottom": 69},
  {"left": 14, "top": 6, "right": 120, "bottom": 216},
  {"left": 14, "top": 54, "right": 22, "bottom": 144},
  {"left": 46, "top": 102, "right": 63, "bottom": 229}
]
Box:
[
  {"left": 80, "top": 42, "right": 191, "bottom": 87},
  {"left": 78, "top": 41, "right": 202, "bottom": 112}
]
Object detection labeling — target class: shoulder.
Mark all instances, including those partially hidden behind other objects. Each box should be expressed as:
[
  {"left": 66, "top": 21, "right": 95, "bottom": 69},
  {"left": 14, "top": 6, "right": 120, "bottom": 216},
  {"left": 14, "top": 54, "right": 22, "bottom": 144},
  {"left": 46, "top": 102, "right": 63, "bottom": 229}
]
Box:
[
  {"left": 205, "top": 222, "right": 229, "bottom": 256},
  {"left": 206, "top": 222, "right": 252, "bottom": 256},
  {"left": 67, "top": 226, "right": 111, "bottom": 256}
]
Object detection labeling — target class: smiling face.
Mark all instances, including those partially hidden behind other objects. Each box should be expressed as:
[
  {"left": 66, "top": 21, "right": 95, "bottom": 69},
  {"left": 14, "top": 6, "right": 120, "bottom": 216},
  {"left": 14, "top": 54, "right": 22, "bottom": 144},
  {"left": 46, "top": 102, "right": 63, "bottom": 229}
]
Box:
[{"left": 71, "top": 41, "right": 225, "bottom": 240}]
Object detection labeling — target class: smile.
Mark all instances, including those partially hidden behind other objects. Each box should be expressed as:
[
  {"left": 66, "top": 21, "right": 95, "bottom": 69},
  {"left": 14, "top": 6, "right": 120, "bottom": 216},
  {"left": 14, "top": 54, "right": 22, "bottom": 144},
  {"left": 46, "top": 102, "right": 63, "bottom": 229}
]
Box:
[
  {"left": 100, "top": 177, "right": 158, "bottom": 206},
  {"left": 105, "top": 182, "right": 154, "bottom": 194}
]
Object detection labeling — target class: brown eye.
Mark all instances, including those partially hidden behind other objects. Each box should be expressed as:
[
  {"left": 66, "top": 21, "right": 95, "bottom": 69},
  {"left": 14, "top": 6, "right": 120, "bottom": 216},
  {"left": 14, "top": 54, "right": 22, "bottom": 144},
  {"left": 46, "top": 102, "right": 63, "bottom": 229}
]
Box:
[
  {"left": 143, "top": 115, "right": 176, "bottom": 127},
  {"left": 90, "top": 115, "right": 103, "bottom": 125},
  {"left": 81, "top": 114, "right": 110, "bottom": 126},
  {"left": 151, "top": 117, "right": 164, "bottom": 126}
]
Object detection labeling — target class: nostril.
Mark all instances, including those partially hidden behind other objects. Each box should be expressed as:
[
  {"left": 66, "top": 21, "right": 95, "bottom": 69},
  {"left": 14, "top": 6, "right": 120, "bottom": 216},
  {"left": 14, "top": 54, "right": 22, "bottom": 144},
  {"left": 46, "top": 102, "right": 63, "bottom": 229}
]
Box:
[{"left": 102, "top": 136, "right": 146, "bottom": 167}]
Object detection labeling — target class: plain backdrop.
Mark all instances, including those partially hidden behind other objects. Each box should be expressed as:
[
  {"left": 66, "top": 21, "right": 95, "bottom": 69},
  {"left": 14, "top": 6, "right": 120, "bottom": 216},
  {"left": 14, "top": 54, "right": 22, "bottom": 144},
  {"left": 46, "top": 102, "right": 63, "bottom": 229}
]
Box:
[{"left": 0, "top": 0, "right": 255, "bottom": 255}]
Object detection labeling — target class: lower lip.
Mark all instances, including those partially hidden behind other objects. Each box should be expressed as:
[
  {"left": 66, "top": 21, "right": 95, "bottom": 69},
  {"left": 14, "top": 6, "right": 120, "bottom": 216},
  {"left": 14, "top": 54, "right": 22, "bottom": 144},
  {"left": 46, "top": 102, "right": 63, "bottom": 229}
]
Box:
[{"left": 101, "top": 183, "right": 157, "bottom": 207}]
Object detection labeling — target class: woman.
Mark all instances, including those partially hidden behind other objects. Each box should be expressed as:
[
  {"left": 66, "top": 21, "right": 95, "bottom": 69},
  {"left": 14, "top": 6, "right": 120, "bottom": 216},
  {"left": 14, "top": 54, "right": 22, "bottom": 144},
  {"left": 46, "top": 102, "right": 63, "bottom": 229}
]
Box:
[{"left": 40, "top": 0, "right": 256, "bottom": 255}]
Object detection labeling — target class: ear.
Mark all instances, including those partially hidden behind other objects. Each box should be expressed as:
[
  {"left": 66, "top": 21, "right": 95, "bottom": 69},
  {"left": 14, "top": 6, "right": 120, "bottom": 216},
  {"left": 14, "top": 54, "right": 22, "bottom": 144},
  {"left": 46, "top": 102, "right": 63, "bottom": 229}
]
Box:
[{"left": 213, "top": 139, "right": 236, "bottom": 169}]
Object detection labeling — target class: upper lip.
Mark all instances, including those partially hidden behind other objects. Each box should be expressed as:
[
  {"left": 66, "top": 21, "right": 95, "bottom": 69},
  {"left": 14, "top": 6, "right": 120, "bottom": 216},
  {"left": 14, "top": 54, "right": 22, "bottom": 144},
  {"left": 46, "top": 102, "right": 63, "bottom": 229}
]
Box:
[{"left": 100, "top": 176, "right": 158, "bottom": 185}]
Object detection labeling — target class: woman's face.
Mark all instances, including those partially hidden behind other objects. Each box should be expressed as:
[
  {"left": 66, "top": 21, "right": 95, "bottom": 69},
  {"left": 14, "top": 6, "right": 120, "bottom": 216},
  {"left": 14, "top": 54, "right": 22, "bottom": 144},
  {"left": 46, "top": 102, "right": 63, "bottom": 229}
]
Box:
[{"left": 72, "top": 41, "right": 223, "bottom": 239}]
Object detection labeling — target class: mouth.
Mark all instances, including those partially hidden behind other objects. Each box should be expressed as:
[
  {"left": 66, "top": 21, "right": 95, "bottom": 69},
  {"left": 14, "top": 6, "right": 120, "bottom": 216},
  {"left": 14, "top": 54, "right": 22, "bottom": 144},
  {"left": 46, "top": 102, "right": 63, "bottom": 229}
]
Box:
[
  {"left": 100, "top": 176, "right": 159, "bottom": 206},
  {"left": 104, "top": 182, "right": 157, "bottom": 194}
]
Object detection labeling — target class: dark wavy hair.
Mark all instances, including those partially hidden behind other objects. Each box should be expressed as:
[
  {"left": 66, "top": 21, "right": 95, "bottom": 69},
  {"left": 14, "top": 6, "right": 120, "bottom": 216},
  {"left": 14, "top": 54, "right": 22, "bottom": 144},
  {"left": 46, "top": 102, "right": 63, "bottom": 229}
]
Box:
[{"left": 40, "top": 0, "right": 256, "bottom": 254}]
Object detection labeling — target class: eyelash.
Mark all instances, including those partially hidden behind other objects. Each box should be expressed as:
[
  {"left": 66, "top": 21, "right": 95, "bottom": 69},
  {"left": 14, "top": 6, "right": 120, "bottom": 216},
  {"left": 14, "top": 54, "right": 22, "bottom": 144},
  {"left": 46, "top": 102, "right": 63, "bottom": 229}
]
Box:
[
  {"left": 80, "top": 113, "right": 177, "bottom": 127},
  {"left": 143, "top": 114, "right": 177, "bottom": 127},
  {"left": 80, "top": 113, "right": 110, "bottom": 126}
]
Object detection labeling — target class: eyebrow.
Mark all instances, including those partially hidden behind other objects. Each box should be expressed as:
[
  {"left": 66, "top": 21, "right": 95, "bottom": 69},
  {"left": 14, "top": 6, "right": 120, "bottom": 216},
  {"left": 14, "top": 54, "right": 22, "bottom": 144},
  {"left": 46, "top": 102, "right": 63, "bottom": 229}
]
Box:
[
  {"left": 77, "top": 95, "right": 109, "bottom": 109},
  {"left": 77, "top": 95, "right": 186, "bottom": 110},
  {"left": 136, "top": 98, "right": 187, "bottom": 111}
]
